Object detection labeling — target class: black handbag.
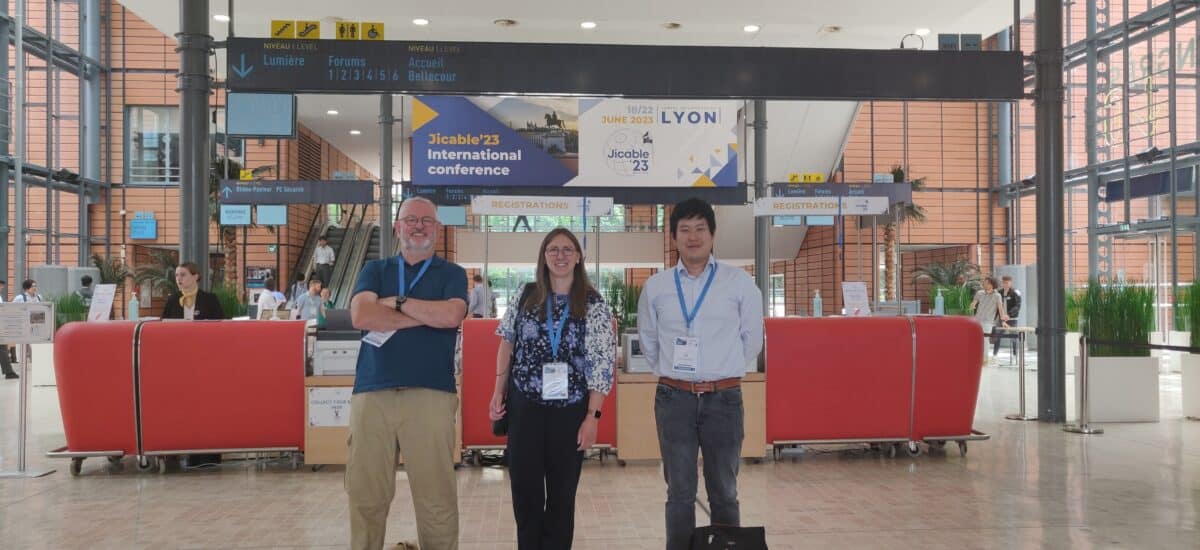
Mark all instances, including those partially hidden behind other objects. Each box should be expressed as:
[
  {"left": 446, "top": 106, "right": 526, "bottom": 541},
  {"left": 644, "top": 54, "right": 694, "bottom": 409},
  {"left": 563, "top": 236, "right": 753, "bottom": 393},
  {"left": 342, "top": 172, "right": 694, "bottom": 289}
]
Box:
[
  {"left": 690, "top": 525, "right": 768, "bottom": 550},
  {"left": 492, "top": 284, "right": 535, "bottom": 437}
]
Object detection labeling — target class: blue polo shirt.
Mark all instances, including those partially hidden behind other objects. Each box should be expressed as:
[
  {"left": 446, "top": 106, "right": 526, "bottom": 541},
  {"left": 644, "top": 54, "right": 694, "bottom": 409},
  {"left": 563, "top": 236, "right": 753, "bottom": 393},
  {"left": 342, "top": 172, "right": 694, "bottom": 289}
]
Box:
[{"left": 351, "top": 255, "right": 468, "bottom": 394}]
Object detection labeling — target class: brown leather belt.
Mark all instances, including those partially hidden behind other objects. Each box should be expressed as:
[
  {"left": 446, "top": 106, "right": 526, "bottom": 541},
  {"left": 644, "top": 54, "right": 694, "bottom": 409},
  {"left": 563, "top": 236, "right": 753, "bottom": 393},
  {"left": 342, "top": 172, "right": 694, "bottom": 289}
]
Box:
[{"left": 658, "top": 376, "right": 741, "bottom": 395}]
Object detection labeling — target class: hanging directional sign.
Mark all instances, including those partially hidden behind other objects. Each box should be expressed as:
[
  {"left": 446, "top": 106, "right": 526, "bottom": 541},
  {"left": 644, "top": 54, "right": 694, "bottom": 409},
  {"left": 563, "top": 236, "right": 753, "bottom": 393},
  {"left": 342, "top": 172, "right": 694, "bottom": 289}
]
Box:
[
  {"left": 470, "top": 195, "right": 615, "bottom": 216},
  {"left": 219, "top": 180, "right": 375, "bottom": 204},
  {"left": 753, "top": 196, "right": 890, "bottom": 216},
  {"left": 225, "top": 37, "right": 1023, "bottom": 100}
]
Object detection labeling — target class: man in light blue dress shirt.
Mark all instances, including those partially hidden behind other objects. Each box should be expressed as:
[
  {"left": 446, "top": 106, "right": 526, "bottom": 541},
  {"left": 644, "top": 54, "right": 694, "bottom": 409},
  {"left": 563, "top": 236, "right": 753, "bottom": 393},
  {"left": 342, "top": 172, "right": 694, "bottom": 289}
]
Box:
[{"left": 637, "top": 198, "right": 764, "bottom": 550}]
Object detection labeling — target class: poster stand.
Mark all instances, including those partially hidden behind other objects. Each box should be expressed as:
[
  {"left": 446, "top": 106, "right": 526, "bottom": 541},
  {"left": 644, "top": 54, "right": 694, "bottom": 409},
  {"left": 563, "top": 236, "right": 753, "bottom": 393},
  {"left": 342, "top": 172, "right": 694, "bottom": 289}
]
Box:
[{"left": 0, "top": 302, "right": 57, "bottom": 479}]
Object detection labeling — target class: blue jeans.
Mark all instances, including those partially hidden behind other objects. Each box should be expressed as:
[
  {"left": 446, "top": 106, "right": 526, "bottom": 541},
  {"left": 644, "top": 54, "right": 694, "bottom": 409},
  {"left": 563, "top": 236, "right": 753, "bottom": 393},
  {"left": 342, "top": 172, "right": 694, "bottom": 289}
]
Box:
[{"left": 654, "top": 384, "right": 744, "bottom": 550}]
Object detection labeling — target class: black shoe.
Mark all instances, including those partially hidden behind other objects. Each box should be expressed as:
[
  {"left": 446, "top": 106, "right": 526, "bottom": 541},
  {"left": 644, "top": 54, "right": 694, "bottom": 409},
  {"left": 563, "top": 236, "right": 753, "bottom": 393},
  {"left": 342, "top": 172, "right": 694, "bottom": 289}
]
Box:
[{"left": 4, "top": 373, "right": 17, "bottom": 379}]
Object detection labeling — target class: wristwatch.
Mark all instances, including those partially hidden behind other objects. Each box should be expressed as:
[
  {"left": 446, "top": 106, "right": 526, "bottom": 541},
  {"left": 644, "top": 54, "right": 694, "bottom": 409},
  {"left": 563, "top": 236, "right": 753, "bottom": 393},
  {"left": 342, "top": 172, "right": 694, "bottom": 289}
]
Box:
[
  {"left": 591, "top": 410, "right": 602, "bottom": 419},
  {"left": 394, "top": 296, "right": 407, "bottom": 312}
]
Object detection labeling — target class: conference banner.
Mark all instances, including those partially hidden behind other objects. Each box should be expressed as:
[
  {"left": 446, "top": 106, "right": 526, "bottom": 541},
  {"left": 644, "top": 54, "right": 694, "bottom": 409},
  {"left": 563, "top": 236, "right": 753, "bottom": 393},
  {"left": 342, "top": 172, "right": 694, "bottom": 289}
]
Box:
[{"left": 411, "top": 96, "right": 739, "bottom": 188}]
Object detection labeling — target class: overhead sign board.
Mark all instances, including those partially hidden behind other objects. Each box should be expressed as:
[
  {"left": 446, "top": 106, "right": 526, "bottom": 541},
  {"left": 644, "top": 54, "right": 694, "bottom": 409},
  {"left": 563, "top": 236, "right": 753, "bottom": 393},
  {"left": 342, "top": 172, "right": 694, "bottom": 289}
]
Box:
[
  {"left": 225, "top": 37, "right": 1024, "bottom": 100},
  {"left": 470, "top": 195, "right": 615, "bottom": 217},
  {"left": 770, "top": 182, "right": 912, "bottom": 205},
  {"left": 219, "top": 180, "right": 375, "bottom": 204},
  {"left": 753, "top": 196, "right": 889, "bottom": 216},
  {"left": 412, "top": 96, "right": 738, "bottom": 189}
]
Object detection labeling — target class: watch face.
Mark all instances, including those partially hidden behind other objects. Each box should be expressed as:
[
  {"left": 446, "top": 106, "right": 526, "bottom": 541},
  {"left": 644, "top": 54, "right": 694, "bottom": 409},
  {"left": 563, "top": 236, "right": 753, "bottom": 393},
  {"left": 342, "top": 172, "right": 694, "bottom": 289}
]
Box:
[{"left": 593, "top": 410, "right": 602, "bottom": 419}]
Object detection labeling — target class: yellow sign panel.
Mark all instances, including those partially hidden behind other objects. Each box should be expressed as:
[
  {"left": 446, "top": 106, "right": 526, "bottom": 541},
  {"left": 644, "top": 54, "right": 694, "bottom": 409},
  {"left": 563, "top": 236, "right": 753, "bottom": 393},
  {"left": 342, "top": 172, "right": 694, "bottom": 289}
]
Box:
[
  {"left": 336, "top": 21, "right": 361, "bottom": 40},
  {"left": 362, "top": 22, "right": 385, "bottom": 40},
  {"left": 295, "top": 20, "right": 321, "bottom": 39},
  {"left": 239, "top": 169, "right": 254, "bottom": 181},
  {"left": 270, "top": 20, "right": 295, "bottom": 39},
  {"left": 801, "top": 172, "right": 826, "bottom": 183},
  {"left": 787, "top": 172, "right": 801, "bottom": 183}
]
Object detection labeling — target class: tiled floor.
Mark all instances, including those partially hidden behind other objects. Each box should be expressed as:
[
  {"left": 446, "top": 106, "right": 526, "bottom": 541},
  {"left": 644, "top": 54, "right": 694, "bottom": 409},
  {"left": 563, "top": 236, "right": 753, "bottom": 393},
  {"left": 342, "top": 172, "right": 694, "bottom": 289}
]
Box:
[{"left": 1, "top": 365, "right": 1197, "bottom": 549}]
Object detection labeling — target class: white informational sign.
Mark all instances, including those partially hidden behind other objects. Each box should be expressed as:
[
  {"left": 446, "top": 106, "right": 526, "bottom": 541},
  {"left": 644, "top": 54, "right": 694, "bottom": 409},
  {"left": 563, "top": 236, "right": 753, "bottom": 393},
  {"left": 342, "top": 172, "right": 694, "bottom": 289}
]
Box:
[
  {"left": 841, "top": 282, "right": 872, "bottom": 317},
  {"left": 470, "top": 195, "right": 614, "bottom": 217},
  {"left": 87, "top": 284, "right": 117, "bottom": 322},
  {"left": 753, "top": 196, "right": 890, "bottom": 217},
  {"left": 0, "top": 302, "right": 56, "bottom": 344},
  {"left": 308, "top": 387, "right": 352, "bottom": 427}
]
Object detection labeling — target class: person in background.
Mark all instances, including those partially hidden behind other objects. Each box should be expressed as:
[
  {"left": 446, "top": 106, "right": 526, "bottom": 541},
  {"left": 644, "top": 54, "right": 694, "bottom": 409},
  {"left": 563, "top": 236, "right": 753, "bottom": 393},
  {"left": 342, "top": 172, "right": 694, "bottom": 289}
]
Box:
[
  {"left": 162, "top": 263, "right": 224, "bottom": 320},
  {"left": 13, "top": 279, "right": 42, "bottom": 303},
  {"left": 489, "top": 279, "right": 498, "bottom": 317},
  {"left": 467, "top": 273, "right": 494, "bottom": 318},
  {"left": 347, "top": 196, "right": 467, "bottom": 550},
  {"left": 290, "top": 273, "right": 308, "bottom": 303},
  {"left": 316, "top": 287, "right": 334, "bottom": 327},
  {"left": 994, "top": 275, "right": 1023, "bottom": 357},
  {"left": 314, "top": 235, "right": 336, "bottom": 287},
  {"left": 294, "top": 278, "right": 324, "bottom": 321},
  {"left": 489, "top": 228, "right": 615, "bottom": 550},
  {"left": 76, "top": 275, "right": 94, "bottom": 307},
  {"left": 0, "top": 279, "right": 16, "bottom": 379},
  {"left": 637, "top": 198, "right": 764, "bottom": 550},
  {"left": 970, "top": 276, "right": 1009, "bottom": 364},
  {"left": 257, "top": 279, "right": 282, "bottom": 320}
]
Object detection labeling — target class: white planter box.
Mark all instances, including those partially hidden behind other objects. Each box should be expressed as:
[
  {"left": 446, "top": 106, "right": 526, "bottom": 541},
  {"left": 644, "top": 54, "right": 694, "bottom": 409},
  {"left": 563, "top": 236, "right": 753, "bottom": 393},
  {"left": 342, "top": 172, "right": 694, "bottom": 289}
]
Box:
[
  {"left": 1150, "top": 331, "right": 1189, "bottom": 373},
  {"left": 1074, "top": 355, "right": 1160, "bottom": 423},
  {"left": 1184, "top": 354, "right": 1200, "bottom": 419}
]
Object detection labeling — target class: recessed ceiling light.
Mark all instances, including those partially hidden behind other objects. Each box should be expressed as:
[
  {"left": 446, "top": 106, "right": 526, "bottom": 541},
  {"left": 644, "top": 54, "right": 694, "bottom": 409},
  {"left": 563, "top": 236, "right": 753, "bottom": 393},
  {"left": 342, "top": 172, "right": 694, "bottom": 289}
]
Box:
[
  {"left": 662, "top": 22, "right": 682, "bottom": 30},
  {"left": 743, "top": 24, "right": 761, "bottom": 33},
  {"left": 349, "top": 130, "right": 361, "bottom": 135},
  {"left": 915, "top": 27, "right": 931, "bottom": 36},
  {"left": 326, "top": 109, "right": 339, "bottom": 115},
  {"left": 494, "top": 19, "right": 518, "bottom": 27},
  {"left": 819, "top": 25, "right": 842, "bottom": 34},
  {"left": 412, "top": 18, "right": 430, "bottom": 26},
  {"left": 213, "top": 14, "right": 230, "bottom": 22},
  {"left": 580, "top": 21, "right": 597, "bottom": 30}
]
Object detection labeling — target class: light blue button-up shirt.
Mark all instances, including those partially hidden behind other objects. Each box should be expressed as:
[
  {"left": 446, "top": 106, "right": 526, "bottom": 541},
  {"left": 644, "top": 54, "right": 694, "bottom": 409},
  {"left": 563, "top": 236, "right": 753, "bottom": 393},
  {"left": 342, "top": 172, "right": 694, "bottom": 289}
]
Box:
[{"left": 637, "top": 256, "right": 764, "bottom": 381}]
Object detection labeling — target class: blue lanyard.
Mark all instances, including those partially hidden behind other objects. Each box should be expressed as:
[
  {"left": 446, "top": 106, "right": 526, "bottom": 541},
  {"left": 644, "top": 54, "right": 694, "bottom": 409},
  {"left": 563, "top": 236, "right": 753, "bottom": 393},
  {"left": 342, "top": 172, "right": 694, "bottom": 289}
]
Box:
[
  {"left": 398, "top": 256, "right": 433, "bottom": 298},
  {"left": 546, "top": 295, "right": 570, "bottom": 359},
  {"left": 674, "top": 263, "right": 717, "bottom": 331}
]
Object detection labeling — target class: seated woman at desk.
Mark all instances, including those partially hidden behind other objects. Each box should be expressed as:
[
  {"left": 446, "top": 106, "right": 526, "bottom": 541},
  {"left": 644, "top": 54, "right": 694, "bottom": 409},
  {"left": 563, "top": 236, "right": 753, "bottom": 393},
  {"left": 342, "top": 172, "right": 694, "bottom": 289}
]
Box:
[{"left": 161, "top": 262, "right": 225, "bottom": 320}]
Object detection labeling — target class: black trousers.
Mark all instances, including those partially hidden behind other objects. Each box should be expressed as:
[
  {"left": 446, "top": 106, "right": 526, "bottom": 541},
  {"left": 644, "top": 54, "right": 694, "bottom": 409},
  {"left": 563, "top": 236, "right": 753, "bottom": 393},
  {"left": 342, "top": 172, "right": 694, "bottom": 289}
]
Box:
[
  {"left": 993, "top": 319, "right": 1017, "bottom": 356},
  {"left": 0, "top": 345, "right": 15, "bottom": 376},
  {"left": 505, "top": 386, "right": 587, "bottom": 550}
]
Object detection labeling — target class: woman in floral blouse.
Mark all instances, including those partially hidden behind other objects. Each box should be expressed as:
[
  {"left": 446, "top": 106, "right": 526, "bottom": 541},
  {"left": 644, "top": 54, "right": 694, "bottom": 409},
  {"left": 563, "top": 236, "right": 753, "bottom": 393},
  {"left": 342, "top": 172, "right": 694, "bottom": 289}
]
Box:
[{"left": 489, "top": 227, "right": 615, "bottom": 550}]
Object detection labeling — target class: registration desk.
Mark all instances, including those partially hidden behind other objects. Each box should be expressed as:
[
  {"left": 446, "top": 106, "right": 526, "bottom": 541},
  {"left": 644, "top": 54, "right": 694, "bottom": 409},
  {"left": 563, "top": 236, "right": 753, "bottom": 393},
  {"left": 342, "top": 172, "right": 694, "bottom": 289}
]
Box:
[
  {"left": 302, "top": 375, "right": 463, "bottom": 466},
  {"left": 615, "top": 371, "right": 767, "bottom": 463}
]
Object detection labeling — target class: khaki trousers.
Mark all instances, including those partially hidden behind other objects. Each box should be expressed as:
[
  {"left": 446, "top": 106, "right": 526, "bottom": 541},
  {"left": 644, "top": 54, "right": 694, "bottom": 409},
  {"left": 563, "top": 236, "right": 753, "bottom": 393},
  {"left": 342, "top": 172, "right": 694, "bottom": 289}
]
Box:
[{"left": 346, "top": 387, "right": 459, "bottom": 550}]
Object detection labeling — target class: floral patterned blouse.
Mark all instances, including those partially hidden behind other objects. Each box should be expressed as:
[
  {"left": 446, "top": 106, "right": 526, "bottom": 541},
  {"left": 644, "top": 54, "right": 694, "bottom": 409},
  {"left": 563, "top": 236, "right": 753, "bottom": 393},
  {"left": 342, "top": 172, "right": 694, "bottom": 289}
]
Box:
[{"left": 497, "top": 289, "right": 615, "bottom": 407}]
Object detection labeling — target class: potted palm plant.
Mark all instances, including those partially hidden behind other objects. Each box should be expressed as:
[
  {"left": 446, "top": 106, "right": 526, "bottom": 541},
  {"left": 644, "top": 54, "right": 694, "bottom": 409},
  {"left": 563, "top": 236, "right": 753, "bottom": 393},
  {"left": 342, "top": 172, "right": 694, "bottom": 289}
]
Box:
[
  {"left": 1077, "top": 281, "right": 1159, "bottom": 422},
  {"left": 1182, "top": 281, "right": 1200, "bottom": 419}
]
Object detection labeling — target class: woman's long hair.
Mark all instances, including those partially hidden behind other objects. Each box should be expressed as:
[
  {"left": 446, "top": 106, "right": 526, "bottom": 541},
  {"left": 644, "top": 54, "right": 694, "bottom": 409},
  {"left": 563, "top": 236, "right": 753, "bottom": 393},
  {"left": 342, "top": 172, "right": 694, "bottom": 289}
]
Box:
[{"left": 525, "top": 227, "right": 594, "bottom": 321}]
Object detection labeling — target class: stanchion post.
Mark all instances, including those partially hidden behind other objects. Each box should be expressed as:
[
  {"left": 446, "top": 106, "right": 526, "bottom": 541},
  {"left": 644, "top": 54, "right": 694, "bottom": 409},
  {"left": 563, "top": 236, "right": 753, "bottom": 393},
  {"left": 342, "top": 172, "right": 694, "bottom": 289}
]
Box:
[
  {"left": 1005, "top": 329, "right": 1038, "bottom": 421},
  {"left": 1, "top": 343, "right": 56, "bottom": 478},
  {"left": 1064, "top": 334, "right": 1104, "bottom": 434}
]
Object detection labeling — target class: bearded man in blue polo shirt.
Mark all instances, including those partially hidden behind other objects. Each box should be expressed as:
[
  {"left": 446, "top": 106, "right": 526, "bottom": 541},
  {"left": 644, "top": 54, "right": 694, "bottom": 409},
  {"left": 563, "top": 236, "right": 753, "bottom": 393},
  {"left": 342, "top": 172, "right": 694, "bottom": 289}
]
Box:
[
  {"left": 638, "top": 198, "right": 764, "bottom": 550},
  {"left": 347, "top": 196, "right": 468, "bottom": 550}
]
